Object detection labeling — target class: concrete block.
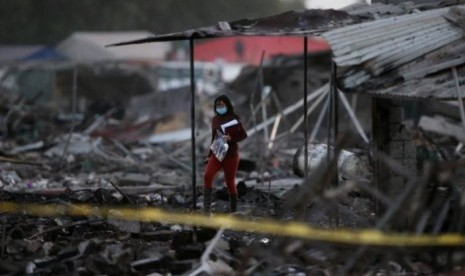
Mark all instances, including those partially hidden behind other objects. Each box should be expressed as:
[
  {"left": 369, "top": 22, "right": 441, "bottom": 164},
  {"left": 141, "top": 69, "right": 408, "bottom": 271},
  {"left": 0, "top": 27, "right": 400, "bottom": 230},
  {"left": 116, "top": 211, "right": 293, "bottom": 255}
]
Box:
[
  {"left": 389, "top": 124, "right": 414, "bottom": 141},
  {"left": 402, "top": 159, "right": 417, "bottom": 173},
  {"left": 389, "top": 141, "right": 404, "bottom": 159},
  {"left": 389, "top": 106, "right": 403, "bottom": 123},
  {"left": 404, "top": 142, "right": 417, "bottom": 159}
]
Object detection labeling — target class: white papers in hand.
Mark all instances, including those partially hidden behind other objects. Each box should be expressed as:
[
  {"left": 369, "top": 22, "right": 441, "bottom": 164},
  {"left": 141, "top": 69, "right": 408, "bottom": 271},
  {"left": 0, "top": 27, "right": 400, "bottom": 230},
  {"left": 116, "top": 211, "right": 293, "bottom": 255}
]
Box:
[{"left": 220, "top": 119, "right": 239, "bottom": 133}]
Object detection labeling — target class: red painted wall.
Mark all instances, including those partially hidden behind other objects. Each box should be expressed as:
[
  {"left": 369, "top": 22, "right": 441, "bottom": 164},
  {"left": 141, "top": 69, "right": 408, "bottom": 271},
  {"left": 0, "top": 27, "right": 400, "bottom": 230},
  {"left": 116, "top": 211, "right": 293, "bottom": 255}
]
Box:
[{"left": 193, "top": 36, "right": 329, "bottom": 65}]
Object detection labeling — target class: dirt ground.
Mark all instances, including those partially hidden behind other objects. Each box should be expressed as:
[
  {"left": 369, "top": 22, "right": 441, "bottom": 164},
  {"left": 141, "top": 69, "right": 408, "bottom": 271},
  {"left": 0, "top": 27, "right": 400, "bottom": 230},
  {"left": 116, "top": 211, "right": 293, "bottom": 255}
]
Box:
[
  {"left": 0, "top": 143, "right": 463, "bottom": 275},
  {"left": 1, "top": 76, "right": 464, "bottom": 275}
]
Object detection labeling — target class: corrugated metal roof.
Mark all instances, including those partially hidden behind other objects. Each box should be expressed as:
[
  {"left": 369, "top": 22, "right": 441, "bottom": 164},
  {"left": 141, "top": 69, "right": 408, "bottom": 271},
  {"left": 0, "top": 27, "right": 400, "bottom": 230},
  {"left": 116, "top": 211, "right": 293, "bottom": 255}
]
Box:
[
  {"left": 322, "top": 5, "right": 465, "bottom": 99},
  {"left": 105, "top": 3, "right": 464, "bottom": 100},
  {"left": 106, "top": 2, "right": 449, "bottom": 47},
  {"left": 341, "top": 2, "right": 405, "bottom": 17},
  {"left": 106, "top": 10, "right": 357, "bottom": 46}
]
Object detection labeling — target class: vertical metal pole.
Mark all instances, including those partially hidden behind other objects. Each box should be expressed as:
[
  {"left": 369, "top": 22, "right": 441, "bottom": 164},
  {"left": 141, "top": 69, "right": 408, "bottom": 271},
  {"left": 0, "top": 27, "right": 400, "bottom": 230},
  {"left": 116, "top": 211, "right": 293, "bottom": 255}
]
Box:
[
  {"left": 332, "top": 60, "right": 339, "bottom": 187},
  {"left": 261, "top": 87, "right": 269, "bottom": 141},
  {"left": 372, "top": 99, "right": 380, "bottom": 215},
  {"left": 189, "top": 38, "right": 197, "bottom": 210},
  {"left": 327, "top": 67, "right": 333, "bottom": 175},
  {"left": 332, "top": 59, "right": 340, "bottom": 226},
  {"left": 303, "top": 37, "right": 309, "bottom": 185}
]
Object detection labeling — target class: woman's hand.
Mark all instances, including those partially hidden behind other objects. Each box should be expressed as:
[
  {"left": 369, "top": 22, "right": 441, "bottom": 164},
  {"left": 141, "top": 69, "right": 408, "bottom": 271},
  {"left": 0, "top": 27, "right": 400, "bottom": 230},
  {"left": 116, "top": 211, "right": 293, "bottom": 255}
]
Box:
[{"left": 223, "top": 135, "right": 231, "bottom": 142}]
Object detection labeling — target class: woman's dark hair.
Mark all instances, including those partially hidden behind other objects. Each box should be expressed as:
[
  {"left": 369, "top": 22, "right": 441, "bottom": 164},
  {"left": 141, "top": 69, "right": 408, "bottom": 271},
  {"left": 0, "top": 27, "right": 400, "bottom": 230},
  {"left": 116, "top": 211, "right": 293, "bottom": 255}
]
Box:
[{"left": 214, "top": 94, "right": 234, "bottom": 115}]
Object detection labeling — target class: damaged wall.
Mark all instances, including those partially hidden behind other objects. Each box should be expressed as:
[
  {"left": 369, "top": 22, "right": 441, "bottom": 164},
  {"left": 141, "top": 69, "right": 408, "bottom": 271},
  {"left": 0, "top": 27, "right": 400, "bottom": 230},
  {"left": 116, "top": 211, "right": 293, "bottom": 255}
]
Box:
[{"left": 377, "top": 101, "right": 417, "bottom": 196}]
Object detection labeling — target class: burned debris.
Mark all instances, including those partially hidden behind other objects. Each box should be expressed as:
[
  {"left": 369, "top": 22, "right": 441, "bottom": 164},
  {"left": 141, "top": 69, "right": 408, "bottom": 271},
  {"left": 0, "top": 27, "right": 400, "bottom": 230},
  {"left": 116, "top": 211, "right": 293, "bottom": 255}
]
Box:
[{"left": 1, "top": 1, "right": 465, "bottom": 275}]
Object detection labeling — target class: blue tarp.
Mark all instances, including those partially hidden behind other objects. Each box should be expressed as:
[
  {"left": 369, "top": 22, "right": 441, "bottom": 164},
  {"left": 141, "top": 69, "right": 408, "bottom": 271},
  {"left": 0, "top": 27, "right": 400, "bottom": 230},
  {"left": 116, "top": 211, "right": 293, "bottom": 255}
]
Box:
[
  {"left": 0, "top": 45, "right": 65, "bottom": 62},
  {"left": 21, "top": 47, "right": 66, "bottom": 61}
]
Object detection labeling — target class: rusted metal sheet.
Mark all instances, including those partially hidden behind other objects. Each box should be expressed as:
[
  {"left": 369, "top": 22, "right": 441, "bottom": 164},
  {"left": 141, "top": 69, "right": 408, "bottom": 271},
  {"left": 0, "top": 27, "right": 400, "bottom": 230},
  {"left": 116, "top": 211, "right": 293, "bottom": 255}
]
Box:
[
  {"left": 106, "top": 10, "right": 357, "bottom": 47},
  {"left": 401, "top": 56, "right": 465, "bottom": 81},
  {"left": 399, "top": 38, "right": 465, "bottom": 75},
  {"left": 342, "top": 2, "right": 405, "bottom": 17},
  {"left": 323, "top": 6, "right": 463, "bottom": 71},
  {"left": 323, "top": 4, "right": 465, "bottom": 99},
  {"left": 360, "top": 65, "right": 465, "bottom": 99},
  {"left": 105, "top": 3, "right": 465, "bottom": 101}
]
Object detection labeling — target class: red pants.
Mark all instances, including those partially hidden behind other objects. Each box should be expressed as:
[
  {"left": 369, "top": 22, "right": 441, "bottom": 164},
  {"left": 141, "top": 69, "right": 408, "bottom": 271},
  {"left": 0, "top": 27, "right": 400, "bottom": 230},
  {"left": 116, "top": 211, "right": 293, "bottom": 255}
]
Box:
[{"left": 204, "top": 155, "right": 239, "bottom": 195}]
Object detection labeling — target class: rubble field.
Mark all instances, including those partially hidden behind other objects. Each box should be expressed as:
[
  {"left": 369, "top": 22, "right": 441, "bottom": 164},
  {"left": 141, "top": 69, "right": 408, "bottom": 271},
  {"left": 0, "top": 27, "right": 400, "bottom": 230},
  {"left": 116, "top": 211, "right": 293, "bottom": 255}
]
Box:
[{"left": 1, "top": 89, "right": 465, "bottom": 275}]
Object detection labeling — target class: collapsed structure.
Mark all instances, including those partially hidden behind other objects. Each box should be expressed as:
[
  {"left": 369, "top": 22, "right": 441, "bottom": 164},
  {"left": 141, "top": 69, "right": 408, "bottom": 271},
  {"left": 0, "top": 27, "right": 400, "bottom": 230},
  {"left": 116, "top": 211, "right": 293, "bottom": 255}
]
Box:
[{"left": 1, "top": 1, "right": 465, "bottom": 274}]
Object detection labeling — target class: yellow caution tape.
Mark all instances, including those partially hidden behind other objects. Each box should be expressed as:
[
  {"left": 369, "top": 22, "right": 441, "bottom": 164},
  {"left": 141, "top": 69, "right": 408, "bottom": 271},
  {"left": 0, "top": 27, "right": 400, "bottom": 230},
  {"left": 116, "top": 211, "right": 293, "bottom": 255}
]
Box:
[{"left": 1, "top": 201, "right": 465, "bottom": 247}]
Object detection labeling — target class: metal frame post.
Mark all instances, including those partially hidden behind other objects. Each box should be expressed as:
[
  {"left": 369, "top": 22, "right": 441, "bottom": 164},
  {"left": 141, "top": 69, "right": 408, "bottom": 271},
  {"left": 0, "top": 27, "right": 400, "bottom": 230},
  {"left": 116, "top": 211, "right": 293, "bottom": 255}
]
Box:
[
  {"left": 189, "top": 37, "right": 197, "bottom": 210},
  {"left": 303, "top": 37, "right": 309, "bottom": 185}
]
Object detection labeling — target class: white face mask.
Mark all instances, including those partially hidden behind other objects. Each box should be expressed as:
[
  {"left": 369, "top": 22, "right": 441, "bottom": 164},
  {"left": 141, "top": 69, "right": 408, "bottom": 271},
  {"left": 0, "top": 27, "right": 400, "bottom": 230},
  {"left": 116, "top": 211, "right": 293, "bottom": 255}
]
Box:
[{"left": 216, "top": 106, "right": 227, "bottom": 115}]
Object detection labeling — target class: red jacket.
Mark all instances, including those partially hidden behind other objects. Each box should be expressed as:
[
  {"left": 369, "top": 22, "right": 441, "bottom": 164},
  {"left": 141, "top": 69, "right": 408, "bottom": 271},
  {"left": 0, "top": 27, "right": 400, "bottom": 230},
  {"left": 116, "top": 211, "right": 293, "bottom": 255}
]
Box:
[{"left": 208, "top": 113, "right": 247, "bottom": 158}]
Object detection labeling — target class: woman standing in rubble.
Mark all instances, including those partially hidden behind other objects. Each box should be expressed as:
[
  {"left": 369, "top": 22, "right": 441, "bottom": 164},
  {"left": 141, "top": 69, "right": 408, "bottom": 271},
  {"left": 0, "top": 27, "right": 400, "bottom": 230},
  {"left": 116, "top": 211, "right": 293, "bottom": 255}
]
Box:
[{"left": 204, "top": 94, "right": 247, "bottom": 213}]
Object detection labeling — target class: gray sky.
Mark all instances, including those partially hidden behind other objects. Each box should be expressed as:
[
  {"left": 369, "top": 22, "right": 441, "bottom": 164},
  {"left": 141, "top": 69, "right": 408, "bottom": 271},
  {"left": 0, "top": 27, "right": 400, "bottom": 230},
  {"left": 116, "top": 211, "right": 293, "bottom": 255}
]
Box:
[{"left": 305, "top": 0, "right": 368, "bottom": 9}]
